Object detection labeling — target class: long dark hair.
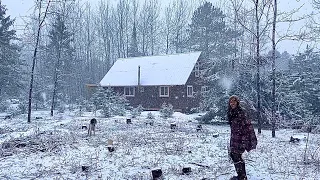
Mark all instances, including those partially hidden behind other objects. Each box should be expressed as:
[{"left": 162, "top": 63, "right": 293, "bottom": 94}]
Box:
[{"left": 227, "top": 95, "right": 241, "bottom": 124}]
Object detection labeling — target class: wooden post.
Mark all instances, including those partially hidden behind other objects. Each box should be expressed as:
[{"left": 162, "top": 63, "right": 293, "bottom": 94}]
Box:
[
  {"left": 196, "top": 124, "right": 202, "bottom": 132},
  {"left": 107, "top": 139, "right": 115, "bottom": 152},
  {"left": 151, "top": 168, "right": 162, "bottom": 179},
  {"left": 212, "top": 133, "right": 219, "bottom": 138},
  {"left": 170, "top": 123, "right": 176, "bottom": 129},
  {"left": 182, "top": 167, "right": 191, "bottom": 175},
  {"left": 126, "top": 118, "right": 132, "bottom": 124}
]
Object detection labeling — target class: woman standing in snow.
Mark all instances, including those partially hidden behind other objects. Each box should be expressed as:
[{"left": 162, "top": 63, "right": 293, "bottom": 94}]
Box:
[{"left": 228, "top": 95, "right": 257, "bottom": 180}]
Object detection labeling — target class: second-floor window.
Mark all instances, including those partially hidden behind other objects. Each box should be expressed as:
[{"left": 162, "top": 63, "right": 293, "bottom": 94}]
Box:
[
  {"left": 201, "top": 86, "right": 209, "bottom": 95},
  {"left": 195, "top": 62, "right": 200, "bottom": 77},
  {"left": 124, "top": 87, "right": 135, "bottom": 97},
  {"left": 187, "top": 85, "right": 193, "bottom": 97},
  {"left": 159, "top": 86, "right": 169, "bottom": 97}
]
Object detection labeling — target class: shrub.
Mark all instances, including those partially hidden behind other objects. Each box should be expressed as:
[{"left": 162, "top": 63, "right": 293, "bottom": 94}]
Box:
[
  {"left": 131, "top": 105, "right": 144, "bottom": 118},
  {"left": 159, "top": 102, "right": 174, "bottom": 119},
  {"left": 146, "top": 112, "right": 155, "bottom": 119},
  {"left": 90, "top": 87, "right": 129, "bottom": 118},
  {"left": 195, "top": 110, "right": 215, "bottom": 124}
]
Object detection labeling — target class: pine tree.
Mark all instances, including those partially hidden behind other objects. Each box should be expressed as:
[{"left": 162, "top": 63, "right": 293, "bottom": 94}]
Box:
[
  {"left": 90, "top": 87, "right": 128, "bottom": 117},
  {"left": 128, "top": 22, "right": 140, "bottom": 57},
  {"left": 188, "top": 2, "right": 241, "bottom": 117},
  {"left": 188, "top": 2, "right": 240, "bottom": 60},
  {"left": 277, "top": 47, "right": 320, "bottom": 125},
  {"left": 47, "top": 15, "right": 74, "bottom": 116},
  {"left": 0, "top": 3, "right": 23, "bottom": 99}
]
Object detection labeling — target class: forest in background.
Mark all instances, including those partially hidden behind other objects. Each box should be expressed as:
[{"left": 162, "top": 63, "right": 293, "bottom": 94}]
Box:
[{"left": 0, "top": 0, "right": 319, "bottom": 132}]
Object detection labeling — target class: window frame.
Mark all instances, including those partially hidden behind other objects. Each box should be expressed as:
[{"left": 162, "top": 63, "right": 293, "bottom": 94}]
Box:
[
  {"left": 194, "top": 62, "right": 200, "bottom": 77},
  {"left": 124, "top": 86, "right": 135, "bottom": 97},
  {"left": 201, "top": 86, "right": 209, "bottom": 94},
  {"left": 159, "top": 86, "right": 169, "bottom": 97},
  {"left": 187, "top": 85, "right": 193, "bottom": 97}
]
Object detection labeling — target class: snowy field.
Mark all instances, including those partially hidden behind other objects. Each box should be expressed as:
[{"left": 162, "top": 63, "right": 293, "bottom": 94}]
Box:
[{"left": 0, "top": 111, "right": 319, "bottom": 180}]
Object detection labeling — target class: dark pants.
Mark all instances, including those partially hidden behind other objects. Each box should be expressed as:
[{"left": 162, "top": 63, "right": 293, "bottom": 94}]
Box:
[{"left": 230, "top": 152, "right": 247, "bottom": 180}]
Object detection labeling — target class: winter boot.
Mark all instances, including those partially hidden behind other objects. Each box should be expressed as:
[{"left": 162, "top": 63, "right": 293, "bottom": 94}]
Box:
[
  {"left": 230, "top": 175, "right": 247, "bottom": 180},
  {"left": 234, "top": 161, "right": 247, "bottom": 180},
  {"left": 230, "top": 176, "right": 238, "bottom": 180}
]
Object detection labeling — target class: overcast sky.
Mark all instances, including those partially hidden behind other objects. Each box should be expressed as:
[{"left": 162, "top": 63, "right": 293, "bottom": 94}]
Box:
[{"left": 2, "top": 0, "right": 317, "bottom": 54}]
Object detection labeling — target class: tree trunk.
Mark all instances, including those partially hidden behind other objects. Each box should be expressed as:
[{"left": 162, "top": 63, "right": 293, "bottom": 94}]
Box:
[
  {"left": 27, "top": 0, "right": 51, "bottom": 123},
  {"left": 271, "top": 0, "right": 277, "bottom": 137},
  {"left": 51, "top": 50, "right": 61, "bottom": 116},
  {"left": 255, "top": 0, "right": 262, "bottom": 134}
]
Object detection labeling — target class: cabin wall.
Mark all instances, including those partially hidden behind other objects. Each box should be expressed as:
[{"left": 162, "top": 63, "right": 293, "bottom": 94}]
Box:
[
  {"left": 101, "top": 56, "right": 207, "bottom": 112},
  {"left": 111, "top": 85, "right": 201, "bottom": 112}
]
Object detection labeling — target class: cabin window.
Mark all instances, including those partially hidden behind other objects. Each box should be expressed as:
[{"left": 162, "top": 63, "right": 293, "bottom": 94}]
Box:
[
  {"left": 201, "top": 86, "right": 209, "bottom": 94},
  {"left": 187, "top": 85, "right": 193, "bottom": 97},
  {"left": 194, "top": 62, "right": 200, "bottom": 77},
  {"left": 124, "top": 87, "right": 135, "bottom": 97},
  {"left": 159, "top": 86, "right": 169, "bottom": 97}
]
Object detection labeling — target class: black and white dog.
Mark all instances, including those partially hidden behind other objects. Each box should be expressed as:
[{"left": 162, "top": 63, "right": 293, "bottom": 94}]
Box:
[{"left": 88, "top": 118, "right": 97, "bottom": 136}]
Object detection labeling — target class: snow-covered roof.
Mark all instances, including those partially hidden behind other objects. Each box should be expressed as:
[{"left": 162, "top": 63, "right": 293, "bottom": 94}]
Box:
[{"left": 99, "top": 51, "right": 202, "bottom": 86}]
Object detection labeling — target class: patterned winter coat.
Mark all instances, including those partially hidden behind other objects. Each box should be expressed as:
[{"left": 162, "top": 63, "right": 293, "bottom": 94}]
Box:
[{"left": 228, "top": 106, "right": 257, "bottom": 154}]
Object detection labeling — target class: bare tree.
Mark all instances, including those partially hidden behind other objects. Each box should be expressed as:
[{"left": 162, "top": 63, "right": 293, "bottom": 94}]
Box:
[
  {"left": 271, "top": 0, "right": 277, "bottom": 137},
  {"left": 232, "top": 0, "right": 273, "bottom": 134},
  {"left": 27, "top": 0, "right": 51, "bottom": 123},
  {"left": 115, "top": 0, "right": 130, "bottom": 58},
  {"left": 128, "top": 0, "right": 140, "bottom": 57},
  {"left": 96, "top": 1, "right": 113, "bottom": 72},
  {"left": 270, "top": 1, "right": 312, "bottom": 137},
  {"left": 171, "top": 0, "right": 191, "bottom": 53},
  {"left": 164, "top": 3, "right": 174, "bottom": 54},
  {"left": 139, "top": 0, "right": 160, "bottom": 56}
]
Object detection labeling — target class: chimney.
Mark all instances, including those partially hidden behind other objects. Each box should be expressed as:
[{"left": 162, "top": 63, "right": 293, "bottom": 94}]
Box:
[{"left": 138, "top": 65, "right": 141, "bottom": 90}]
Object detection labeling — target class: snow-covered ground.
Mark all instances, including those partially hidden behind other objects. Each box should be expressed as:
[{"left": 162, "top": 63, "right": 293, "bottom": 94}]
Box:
[{"left": 0, "top": 111, "right": 319, "bottom": 180}]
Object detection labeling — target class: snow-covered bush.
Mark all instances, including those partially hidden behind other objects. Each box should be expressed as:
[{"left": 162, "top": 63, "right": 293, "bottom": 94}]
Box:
[
  {"left": 57, "top": 104, "right": 66, "bottom": 113},
  {"left": 6, "top": 104, "right": 20, "bottom": 116},
  {"left": 18, "top": 100, "right": 28, "bottom": 114},
  {"left": 0, "top": 100, "right": 8, "bottom": 112},
  {"left": 81, "top": 99, "right": 94, "bottom": 112},
  {"left": 195, "top": 110, "right": 215, "bottom": 124},
  {"left": 159, "top": 102, "right": 174, "bottom": 119},
  {"left": 75, "top": 99, "right": 87, "bottom": 116},
  {"left": 312, "top": 125, "right": 320, "bottom": 134},
  {"left": 90, "top": 87, "right": 128, "bottom": 117},
  {"left": 146, "top": 112, "right": 155, "bottom": 119},
  {"left": 131, "top": 104, "right": 144, "bottom": 118},
  {"left": 0, "top": 99, "right": 23, "bottom": 116},
  {"left": 55, "top": 98, "right": 66, "bottom": 113},
  {"left": 188, "top": 107, "right": 200, "bottom": 114}
]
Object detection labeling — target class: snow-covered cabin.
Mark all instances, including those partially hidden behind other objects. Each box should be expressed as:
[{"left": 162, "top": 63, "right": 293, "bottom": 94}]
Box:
[{"left": 99, "top": 51, "right": 206, "bottom": 112}]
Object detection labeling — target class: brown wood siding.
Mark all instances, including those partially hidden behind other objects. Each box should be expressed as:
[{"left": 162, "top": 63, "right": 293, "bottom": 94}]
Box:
[
  {"left": 111, "top": 85, "right": 201, "bottom": 112},
  {"left": 102, "top": 57, "right": 206, "bottom": 112}
]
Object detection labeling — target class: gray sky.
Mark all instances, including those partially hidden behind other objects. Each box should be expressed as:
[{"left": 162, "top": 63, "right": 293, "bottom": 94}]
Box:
[{"left": 2, "top": 0, "right": 316, "bottom": 54}]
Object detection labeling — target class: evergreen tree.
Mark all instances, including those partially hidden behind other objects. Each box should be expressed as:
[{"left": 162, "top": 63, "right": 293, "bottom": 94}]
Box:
[
  {"left": 188, "top": 2, "right": 241, "bottom": 118},
  {"left": 188, "top": 2, "right": 240, "bottom": 60},
  {"left": 0, "top": 3, "right": 23, "bottom": 99},
  {"left": 128, "top": 22, "right": 140, "bottom": 57},
  {"left": 47, "top": 15, "right": 74, "bottom": 116},
  {"left": 277, "top": 47, "right": 320, "bottom": 125},
  {"left": 90, "top": 87, "right": 128, "bottom": 117}
]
